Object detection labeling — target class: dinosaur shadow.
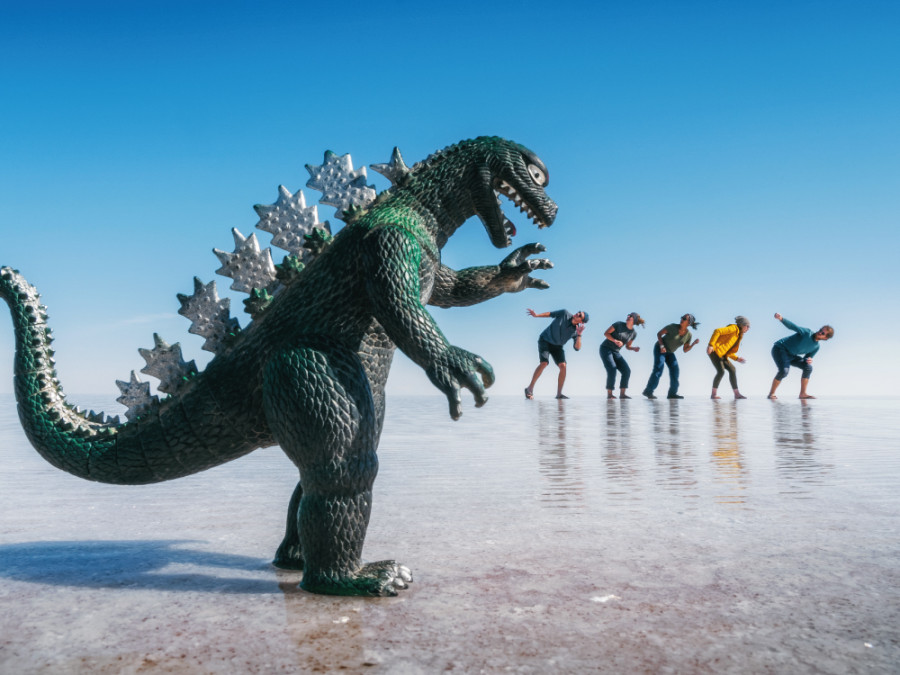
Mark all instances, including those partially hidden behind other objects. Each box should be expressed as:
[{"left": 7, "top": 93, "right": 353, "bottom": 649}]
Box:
[{"left": 0, "top": 540, "right": 300, "bottom": 594}]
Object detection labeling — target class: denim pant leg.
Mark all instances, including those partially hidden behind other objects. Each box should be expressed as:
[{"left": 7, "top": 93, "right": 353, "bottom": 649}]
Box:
[
  {"left": 665, "top": 353, "right": 680, "bottom": 396},
  {"left": 772, "top": 344, "right": 790, "bottom": 380},
  {"left": 792, "top": 354, "right": 813, "bottom": 379},
  {"left": 615, "top": 351, "right": 631, "bottom": 389},
  {"left": 645, "top": 343, "right": 666, "bottom": 393},
  {"left": 600, "top": 346, "right": 618, "bottom": 390}
]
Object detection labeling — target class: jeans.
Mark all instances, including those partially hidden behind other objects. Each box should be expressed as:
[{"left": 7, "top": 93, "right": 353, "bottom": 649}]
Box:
[
  {"left": 600, "top": 345, "right": 631, "bottom": 390},
  {"left": 772, "top": 344, "right": 812, "bottom": 380},
  {"left": 645, "top": 343, "right": 680, "bottom": 396},
  {"left": 709, "top": 352, "right": 738, "bottom": 389}
]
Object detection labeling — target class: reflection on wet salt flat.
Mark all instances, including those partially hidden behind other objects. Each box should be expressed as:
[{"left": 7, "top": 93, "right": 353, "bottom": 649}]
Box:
[
  {"left": 1, "top": 395, "right": 899, "bottom": 673},
  {"left": 536, "top": 400, "right": 586, "bottom": 509},
  {"left": 773, "top": 399, "right": 836, "bottom": 495}
]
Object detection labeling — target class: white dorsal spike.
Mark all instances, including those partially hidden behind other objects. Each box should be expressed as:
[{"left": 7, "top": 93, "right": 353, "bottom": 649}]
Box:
[
  {"left": 115, "top": 371, "right": 158, "bottom": 421},
  {"left": 138, "top": 333, "right": 197, "bottom": 395},
  {"left": 254, "top": 186, "right": 330, "bottom": 259},
  {"left": 213, "top": 228, "right": 277, "bottom": 294},
  {"left": 306, "top": 151, "right": 376, "bottom": 222},
  {"left": 370, "top": 147, "right": 409, "bottom": 186},
  {"left": 177, "top": 277, "right": 240, "bottom": 354}
]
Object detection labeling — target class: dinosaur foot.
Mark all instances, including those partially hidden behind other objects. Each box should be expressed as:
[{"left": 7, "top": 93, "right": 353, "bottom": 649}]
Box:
[
  {"left": 272, "top": 544, "right": 304, "bottom": 571},
  {"left": 301, "top": 560, "right": 413, "bottom": 597}
]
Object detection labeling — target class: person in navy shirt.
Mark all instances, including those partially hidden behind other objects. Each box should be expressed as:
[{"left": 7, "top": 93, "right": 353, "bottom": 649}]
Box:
[
  {"left": 524, "top": 308, "right": 588, "bottom": 399},
  {"left": 767, "top": 313, "right": 834, "bottom": 399}
]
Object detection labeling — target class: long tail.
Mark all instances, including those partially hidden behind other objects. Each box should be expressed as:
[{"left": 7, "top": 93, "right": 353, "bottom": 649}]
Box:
[{"left": 1, "top": 267, "right": 265, "bottom": 484}]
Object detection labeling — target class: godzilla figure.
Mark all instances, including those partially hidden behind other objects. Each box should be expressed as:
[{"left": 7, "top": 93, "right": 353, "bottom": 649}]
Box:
[{"left": 1, "top": 136, "right": 557, "bottom": 596}]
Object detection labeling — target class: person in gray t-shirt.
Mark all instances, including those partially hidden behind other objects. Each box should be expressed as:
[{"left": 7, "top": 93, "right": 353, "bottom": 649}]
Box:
[{"left": 524, "top": 308, "right": 589, "bottom": 399}]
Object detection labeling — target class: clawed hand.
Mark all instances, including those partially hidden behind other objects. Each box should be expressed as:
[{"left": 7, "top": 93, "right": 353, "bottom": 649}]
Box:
[
  {"left": 496, "top": 243, "right": 553, "bottom": 292},
  {"left": 426, "top": 346, "right": 495, "bottom": 420}
]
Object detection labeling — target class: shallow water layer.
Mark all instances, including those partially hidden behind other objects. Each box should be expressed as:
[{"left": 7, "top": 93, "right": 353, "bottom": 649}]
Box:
[{"left": 1, "top": 395, "right": 898, "bottom": 673}]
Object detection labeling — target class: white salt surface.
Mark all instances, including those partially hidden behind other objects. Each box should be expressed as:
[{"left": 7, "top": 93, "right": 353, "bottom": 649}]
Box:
[{"left": 1, "top": 394, "right": 899, "bottom": 673}]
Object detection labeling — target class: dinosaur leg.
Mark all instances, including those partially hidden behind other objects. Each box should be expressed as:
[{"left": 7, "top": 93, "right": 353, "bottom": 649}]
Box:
[
  {"left": 263, "top": 344, "right": 410, "bottom": 596},
  {"left": 272, "top": 478, "right": 304, "bottom": 569},
  {"left": 273, "top": 327, "right": 395, "bottom": 572}
]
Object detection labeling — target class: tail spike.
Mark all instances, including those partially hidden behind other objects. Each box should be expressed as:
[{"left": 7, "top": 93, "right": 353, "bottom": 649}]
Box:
[
  {"left": 115, "top": 371, "right": 158, "bottom": 421},
  {"left": 176, "top": 277, "right": 240, "bottom": 354},
  {"left": 138, "top": 333, "right": 197, "bottom": 395}
]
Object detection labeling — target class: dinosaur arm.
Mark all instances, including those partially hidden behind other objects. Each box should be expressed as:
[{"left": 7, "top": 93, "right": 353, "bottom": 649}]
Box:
[
  {"left": 428, "top": 243, "right": 553, "bottom": 308},
  {"left": 364, "top": 225, "right": 494, "bottom": 419}
]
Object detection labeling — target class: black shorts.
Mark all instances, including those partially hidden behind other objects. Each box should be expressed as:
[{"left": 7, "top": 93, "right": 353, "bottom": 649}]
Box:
[{"left": 538, "top": 338, "right": 566, "bottom": 365}]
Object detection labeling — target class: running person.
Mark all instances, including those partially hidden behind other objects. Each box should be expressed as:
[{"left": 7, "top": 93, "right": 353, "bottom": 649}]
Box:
[
  {"left": 767, "top": 313, "right": 834, "bottom": 399},
  {"left": 642, "top": 314, "right": 701, "bottom": 399},
  {"left": 524, "top": 309, "right": 588, "bottom": 399},
  {"left": 600, "top": 312, "right": 644, "bottom": 399},
  {"left": 707, "top": 316, "right": 750, "bottom": 399}
]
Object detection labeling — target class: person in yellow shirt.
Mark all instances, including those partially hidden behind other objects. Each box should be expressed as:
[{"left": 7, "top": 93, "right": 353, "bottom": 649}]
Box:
[{"left": 707, "top": 316, "right": 750, "bottom": 399}]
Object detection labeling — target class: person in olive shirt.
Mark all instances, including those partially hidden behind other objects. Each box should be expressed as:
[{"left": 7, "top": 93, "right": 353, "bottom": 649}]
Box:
[
  {"left": 767, "top": 313, "right": 834, "bottom": 399},
  {"left": 600, "top": 312, "right": 644, "bottom": 399},
  {"left": 524, "top": 308, "right": 589, "bottom": 399},
  {"left": 642, "top": 314, "right": 701, "bottom": 399}
]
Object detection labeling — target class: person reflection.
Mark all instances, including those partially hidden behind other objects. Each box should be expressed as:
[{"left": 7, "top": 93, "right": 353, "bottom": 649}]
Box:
[
  {"left": 711, "top": 402, "right": 747, "bottom": 504},
  {"left": 772, "top": 400, "right": 832, "bottom": 492},
  {"left": 536, "top": 400, "right": 584, "bottom": 508},
  {"left": 652, "top": 401, "right": 697, "bottom": 493},
  {"left": 602, "top": 396, "right": 640, "bottom": 494}
]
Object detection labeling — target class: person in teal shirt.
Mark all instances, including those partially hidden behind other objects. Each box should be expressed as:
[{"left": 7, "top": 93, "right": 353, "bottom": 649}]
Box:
[{"left": 767, "top": 313, "right": 834, "bottom": 399}]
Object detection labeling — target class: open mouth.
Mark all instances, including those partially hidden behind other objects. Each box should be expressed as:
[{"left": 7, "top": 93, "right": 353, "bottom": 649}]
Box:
[{"left": 494, "top": 180, "right": 551, "bottom": 242}]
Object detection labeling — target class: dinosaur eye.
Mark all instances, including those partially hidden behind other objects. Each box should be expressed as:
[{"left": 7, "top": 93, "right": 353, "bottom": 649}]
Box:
[{"left": 527, "top": 163, "right": 547, "bottom": 186}]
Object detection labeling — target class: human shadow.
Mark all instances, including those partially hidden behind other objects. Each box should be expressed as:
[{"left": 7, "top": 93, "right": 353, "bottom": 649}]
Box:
[{"left": 0, "top": 539, "right": 284, "bottom": 594}]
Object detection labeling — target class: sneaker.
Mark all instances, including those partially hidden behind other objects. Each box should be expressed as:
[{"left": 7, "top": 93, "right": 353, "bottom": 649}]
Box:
[
  {"left": 556, "top": 394, "right": 569, "bottom": 399},
  {"left": 524, "top": 388, "right": 533, "bottom": 400},
  {"left": 642, "top": 390, "right": 656, "bottom": 399},
  {"left": 667, "top": 394, "right": 684, "bottom": 399}
]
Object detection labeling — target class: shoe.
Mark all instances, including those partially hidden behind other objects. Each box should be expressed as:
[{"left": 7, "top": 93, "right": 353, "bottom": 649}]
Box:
[
  {"left": 642, "top": 390, "right": 656, "bottom": 399},
  {"left": 524, "top": 388, "right": 533, "bottom": 400},
  {"left": 667, "top": 394, "right": 684, "bottom": 399},
  {"left": 556, "top": 394, "right": 569, "bottom": 399}
]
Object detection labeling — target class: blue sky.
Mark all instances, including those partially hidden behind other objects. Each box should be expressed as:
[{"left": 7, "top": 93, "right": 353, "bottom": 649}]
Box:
[{"left": 2, "top": 0, "right": 898, "bottom": 407}]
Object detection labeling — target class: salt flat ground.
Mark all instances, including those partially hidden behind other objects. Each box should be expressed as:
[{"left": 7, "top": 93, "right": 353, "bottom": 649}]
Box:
[{"left": 1, "top": 394, "right": 898, "bottom": 674}]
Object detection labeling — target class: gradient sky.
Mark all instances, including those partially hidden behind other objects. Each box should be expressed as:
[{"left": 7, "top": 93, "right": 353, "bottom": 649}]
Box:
[{"left": 2, "top": 0, "right": 898, "bottom": 409}]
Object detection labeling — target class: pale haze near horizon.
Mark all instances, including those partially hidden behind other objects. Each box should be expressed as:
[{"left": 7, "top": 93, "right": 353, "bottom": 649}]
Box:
[{"left": 2, "top": 1, "right": 898, "bottom": 408}]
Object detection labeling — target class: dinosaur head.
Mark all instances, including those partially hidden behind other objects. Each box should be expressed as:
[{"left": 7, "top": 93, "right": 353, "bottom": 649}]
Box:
[
  {"left": 470, "top": 137, "right": 558, "bottom": 248},
  {"left": 403, "top": 137, "right": 558, "bottom": 248}
]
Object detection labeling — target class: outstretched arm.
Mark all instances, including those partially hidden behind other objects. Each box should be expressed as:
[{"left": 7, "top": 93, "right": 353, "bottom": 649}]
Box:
[
  {"left": 365, "top": 225, "right": 494, "bottom": 419},
  {"left": 775, "top": 312, "right": 802, "bottom": 333},
  {"left": 428, "top": 243, "right": 552, "bottom": 308}
]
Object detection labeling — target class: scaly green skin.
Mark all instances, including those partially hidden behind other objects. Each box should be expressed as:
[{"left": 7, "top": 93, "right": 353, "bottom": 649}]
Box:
[{"left": 1, "top": 136, "right": 558, "bottom": 596}]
